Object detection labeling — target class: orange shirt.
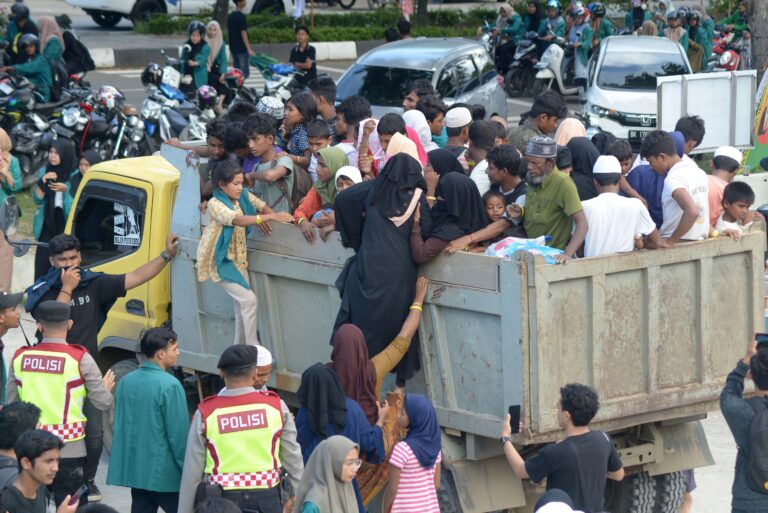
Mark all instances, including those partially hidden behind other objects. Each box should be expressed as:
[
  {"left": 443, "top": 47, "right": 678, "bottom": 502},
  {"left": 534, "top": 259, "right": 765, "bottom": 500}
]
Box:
[
  {"left": 707, "top": 175, "right": 728, "bottom": 228},
  {"left": 293, "top": 188, "right": 324, "bottom": 222}
]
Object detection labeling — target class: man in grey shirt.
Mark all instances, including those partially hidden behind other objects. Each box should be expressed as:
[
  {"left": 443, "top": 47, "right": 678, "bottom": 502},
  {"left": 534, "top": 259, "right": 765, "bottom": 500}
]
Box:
[
  {"left": 0, "top": 402, "right": 42, "bottom": 489},
  {"left": 6, "top": 301, "right": 115, "bottom": 505}
]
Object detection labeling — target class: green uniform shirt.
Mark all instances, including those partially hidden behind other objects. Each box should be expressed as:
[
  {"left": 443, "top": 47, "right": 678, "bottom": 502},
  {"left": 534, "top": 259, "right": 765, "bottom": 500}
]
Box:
[
  {"left": 106, "top": 362, "right": 190, "bottom": 493},
  {"left": 524, "top": 169, "right": 583, "bottom": 250},
  {"left": 15, "top": 54, "right": 52, "bottom": 102}
]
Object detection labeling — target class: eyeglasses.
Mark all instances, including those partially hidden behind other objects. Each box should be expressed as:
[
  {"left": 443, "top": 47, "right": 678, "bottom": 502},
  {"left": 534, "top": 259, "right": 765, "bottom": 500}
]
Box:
[{"left": 343, "top": 459, "right": 362, "bottom": 469}]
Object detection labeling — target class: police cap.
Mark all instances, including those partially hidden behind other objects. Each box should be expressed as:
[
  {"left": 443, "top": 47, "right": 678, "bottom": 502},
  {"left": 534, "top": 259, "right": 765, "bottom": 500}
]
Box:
[
  {"left": 36, "top": 301, "right": 71, "bottom": 322},
  {"left": 217, "top": 344, "right": 259, "bottom": 371}
]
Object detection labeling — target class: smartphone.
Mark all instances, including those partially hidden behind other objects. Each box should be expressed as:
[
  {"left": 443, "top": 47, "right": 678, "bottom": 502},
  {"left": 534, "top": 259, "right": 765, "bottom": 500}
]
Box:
[
  {"left": 756, "top": 333, "right": 768, "bottom": 349},
  {"left": 509, "top": 405, "right": 521, "bottom": 434},
  {"left": 68, "top": 484, "right": 88, "bottom": 505}
]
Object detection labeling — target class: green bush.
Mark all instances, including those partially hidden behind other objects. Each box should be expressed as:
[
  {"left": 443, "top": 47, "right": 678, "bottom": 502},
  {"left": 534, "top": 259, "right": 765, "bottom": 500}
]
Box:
[{"left": 136, "top": 4, "right": 494, "bottom": 42}]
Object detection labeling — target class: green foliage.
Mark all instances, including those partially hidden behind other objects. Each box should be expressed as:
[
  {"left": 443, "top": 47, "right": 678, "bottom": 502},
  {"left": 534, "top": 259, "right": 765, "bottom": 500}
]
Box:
[{"left": 135, "top": 5, "right": 494, "bottom": 42}]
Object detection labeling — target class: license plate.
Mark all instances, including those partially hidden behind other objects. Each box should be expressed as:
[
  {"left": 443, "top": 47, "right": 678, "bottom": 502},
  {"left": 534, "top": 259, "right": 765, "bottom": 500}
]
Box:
[
  {"left": 53, "top": 124, "right": 74, "bottom": 138},
  {"left": 629, "top": 130, "right": 650, "bottom": 140}
]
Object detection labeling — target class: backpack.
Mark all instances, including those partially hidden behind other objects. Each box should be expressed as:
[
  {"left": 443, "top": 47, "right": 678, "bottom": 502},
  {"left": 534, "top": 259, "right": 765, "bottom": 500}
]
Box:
[
  {"left": 62, "top": 30, "right": 95, "bottom": 73},
  {"left": 47, "top": 59, "right": 69, "bottom": 102},
  {"left": 746, "top": 397, "right": 768, "bottom": 494},
  {"left": 268, "top": 161, "right": 312, "bottom": 212}
]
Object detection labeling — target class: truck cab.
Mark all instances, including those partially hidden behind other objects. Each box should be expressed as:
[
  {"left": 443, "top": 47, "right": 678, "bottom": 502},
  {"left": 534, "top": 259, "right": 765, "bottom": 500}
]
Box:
[{"left": 4, "top": 144, "right": 762, "bottom": 513}]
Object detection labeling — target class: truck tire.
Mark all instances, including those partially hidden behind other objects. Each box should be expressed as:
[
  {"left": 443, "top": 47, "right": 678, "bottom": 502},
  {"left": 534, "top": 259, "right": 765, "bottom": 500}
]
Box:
[
  {"left": 131, "top": 0, "right": 165, "bottom": 24},
  {"left": 437, "top": 465, "right": 464, "bottom": 513},
  {"left": 90, "top": 11, "right": 122, "bottom": 28},
  {"left": 652, "top": 471, "right": 686, "bottom": 513},
  {"left": 604, "top": 471, "right": 656, "bottom": 513}
]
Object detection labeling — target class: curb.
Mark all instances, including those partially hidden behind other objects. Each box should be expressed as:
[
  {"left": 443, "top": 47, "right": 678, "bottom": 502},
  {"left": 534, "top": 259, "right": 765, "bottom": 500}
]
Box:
[{"left": 93, "top": 40, "right": 381, "bottom": 69}]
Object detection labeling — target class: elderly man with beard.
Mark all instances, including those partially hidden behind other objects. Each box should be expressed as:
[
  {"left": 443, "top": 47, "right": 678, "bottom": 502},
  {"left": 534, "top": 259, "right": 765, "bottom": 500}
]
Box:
[
  {"left": 445, "top": 136, "right": 587, "bottom": 262},
  {"left": 510, "top": 136, "right": 587, "bottom": 262}
]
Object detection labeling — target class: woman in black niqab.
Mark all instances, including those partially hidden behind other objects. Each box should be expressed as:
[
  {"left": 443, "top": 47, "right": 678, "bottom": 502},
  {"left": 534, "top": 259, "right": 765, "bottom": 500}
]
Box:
[
  {"left": 566, "top": 137, "right": 601, "bottom": 201},
  {"left": 333, "top": 154, "right": 426, "bottom": 386}
]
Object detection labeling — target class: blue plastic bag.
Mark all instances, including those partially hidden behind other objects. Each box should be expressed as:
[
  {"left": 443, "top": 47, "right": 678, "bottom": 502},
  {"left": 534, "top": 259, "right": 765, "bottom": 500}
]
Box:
[{"left": 484, "top": 236, "right": 563, "bottom": 265}]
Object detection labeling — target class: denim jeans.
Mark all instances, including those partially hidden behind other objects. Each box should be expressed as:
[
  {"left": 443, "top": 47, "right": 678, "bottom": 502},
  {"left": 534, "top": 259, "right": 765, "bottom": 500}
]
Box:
[{"left": 232, "top": 53, "right": 251, "bottom": 79}]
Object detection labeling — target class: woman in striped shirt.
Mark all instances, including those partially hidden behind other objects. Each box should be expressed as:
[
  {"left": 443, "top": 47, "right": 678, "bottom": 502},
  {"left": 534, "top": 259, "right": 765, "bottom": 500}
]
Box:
[{"left": 382, "top": 394, "right": 442, "bottom": 513}]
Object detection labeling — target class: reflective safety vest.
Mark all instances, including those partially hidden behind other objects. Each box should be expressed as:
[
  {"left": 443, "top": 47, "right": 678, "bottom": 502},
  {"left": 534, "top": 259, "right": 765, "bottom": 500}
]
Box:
[
  {"left": 12, "top": 343, "right": 88, "bottom": 442},
  {"left": 198, "top": 390, "right": 285, "bottom": 490}
]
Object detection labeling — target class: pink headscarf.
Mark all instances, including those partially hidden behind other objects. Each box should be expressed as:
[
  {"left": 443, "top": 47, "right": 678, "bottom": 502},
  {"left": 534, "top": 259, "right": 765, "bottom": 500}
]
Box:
[
  {"left": 405, "top": 127, "right": 428, "bottom": 166},
  {"left": 38, "top": 16, "right": 65, "bottom": 52},
  {"left": 555, "top": 118, "right": 587, "bottom": 147}
]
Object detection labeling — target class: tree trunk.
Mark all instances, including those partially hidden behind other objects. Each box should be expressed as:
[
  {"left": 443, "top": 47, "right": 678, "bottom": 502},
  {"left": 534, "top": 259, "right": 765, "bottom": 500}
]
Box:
[
  {"left": 213, "top": 0, "right": 229, "bottom": 27},
  {"left": 751, "top": 0, "right": 768, "bottom": 73},
  {"left": 416, "top": 0, "right": 428, "bottom": 26}
]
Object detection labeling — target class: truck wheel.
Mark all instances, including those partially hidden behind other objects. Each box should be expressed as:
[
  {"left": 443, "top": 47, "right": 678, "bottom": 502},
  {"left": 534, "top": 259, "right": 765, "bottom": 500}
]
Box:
[
  {"left": 90, "top": 11, "right": 122, "bottom": 28},
  {"left": 604, "top": 471, "right": 656, "bottom": 513},
  {"left": 652, "top": 471, "right": 686, "bottom": 513},
  {"left": 131, "top": 0, "right": 165, "bottom": 24},
  {"left": 436, "top": 465, "right": 464, "bottom": 513}
]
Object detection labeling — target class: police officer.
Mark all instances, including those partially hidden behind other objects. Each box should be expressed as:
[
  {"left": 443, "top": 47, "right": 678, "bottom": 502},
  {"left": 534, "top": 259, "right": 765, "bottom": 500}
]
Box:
[
  {"left": 6, "top": 301, "right": 115, "bottom": 506},
  {"left": 178, "top": 345, "right": 303, "bottom": 513}
]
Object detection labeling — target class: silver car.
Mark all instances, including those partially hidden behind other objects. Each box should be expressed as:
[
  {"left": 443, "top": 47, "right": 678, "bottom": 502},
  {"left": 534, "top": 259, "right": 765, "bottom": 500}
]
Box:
[{"left": 335, "top": 37, "right": 508, "bottom": 119}]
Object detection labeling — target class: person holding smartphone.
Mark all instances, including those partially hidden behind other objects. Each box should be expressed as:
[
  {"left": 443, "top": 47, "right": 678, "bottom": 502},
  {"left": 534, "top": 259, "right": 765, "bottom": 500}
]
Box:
[{"left": 499, "top": 383, "right": 624, "bottom": 513}]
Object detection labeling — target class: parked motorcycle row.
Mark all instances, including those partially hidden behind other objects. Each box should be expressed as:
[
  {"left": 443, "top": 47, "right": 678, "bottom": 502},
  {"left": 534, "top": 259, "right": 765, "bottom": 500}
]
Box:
[
  {"left": 2, "top": 48, "right": 306, "bottom": 190},
  {"left": 139, "top": 49, "right": 306, "bottom": 151},
  {"left": 483, "top": 23, "right": 751, "bottom": 100}
]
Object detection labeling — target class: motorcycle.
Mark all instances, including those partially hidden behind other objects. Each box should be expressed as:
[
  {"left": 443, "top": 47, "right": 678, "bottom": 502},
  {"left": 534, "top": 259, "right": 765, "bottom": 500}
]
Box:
[
  {"left": 531, "top": 36, "right": 579, "bottom": 96},
  {"left": 504, "top": 31, "right": 541, "bottom": 97},
  {"left": 707, "top": 30, "right": 746, "bottom": 72},
  {"left": 250, "top": 53, "right": 307, "bottom": 103},
  {"left": 107, "top": 103, "right": 152, "bottom": 159}
]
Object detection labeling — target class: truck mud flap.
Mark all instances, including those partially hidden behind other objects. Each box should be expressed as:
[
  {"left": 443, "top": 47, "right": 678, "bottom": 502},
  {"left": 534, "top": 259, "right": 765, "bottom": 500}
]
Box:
[
  {"left": 644, "top": 420, "right": 715, "bottom": 476},
  {"left": 442, "top": 456, "right": 526, "bottom": 513}
]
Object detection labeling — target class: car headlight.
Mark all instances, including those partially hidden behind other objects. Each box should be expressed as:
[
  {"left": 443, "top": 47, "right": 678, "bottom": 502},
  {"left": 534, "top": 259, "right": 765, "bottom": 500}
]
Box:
[
  {"left": 62, "top": 107, "right": 80, "bottom": 128},
  {"left": 590, "top": 104, "right": 610, "bottom": 117},
  {"left": 141, "top": 99, "right": 162, "bottom": 120}
]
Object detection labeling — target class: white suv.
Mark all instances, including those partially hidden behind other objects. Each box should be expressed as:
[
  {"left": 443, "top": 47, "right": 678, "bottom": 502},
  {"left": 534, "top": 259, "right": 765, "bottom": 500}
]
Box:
[
  {"left": 67, "top": 0, "right": 291, "bottom": 27},
  {"left": 583, "top": 36, "right": 692, "bottom": 150}
]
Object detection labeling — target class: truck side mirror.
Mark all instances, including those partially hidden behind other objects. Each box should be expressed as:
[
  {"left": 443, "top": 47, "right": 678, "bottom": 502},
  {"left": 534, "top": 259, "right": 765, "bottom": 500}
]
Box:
[{"left": 0, "top": 196, "right": 19, "bottom": 236}]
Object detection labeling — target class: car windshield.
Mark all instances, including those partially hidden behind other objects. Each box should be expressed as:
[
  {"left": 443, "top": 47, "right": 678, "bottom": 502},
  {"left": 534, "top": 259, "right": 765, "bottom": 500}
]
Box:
[
  {"left": 596, "top": 52, "right": 689, "bottom": 90},
  {"left": 336, "top": 64, "right": 433, "bottom": 107}
]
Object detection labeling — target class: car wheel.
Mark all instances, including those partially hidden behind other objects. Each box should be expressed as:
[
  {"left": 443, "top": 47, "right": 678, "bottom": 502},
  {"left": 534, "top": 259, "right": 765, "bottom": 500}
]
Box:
[
  {"left": 338, "top": 0, "right": 356, "bottom": 9},
  {"left": 90, "top": 11, "right": 123, "bottom": 28},
  {"left": 131, "top": 0, "right": 164, "bottom": 24}
]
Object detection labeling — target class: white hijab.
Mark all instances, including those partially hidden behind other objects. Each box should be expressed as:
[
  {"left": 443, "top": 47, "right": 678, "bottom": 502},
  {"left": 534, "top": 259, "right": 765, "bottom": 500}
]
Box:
[{"left": 402, "top": 110, "right": 439, "bottom": 153}]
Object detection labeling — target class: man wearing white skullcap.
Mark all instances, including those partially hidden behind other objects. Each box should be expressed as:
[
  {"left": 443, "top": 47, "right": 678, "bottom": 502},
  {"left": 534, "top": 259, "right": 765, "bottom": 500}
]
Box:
[
  {"left": 580, "top": 155, "right": 663, "bottom": 257},
  {"left": 254, "top": 346, "right": 274, "bottom": 391}
]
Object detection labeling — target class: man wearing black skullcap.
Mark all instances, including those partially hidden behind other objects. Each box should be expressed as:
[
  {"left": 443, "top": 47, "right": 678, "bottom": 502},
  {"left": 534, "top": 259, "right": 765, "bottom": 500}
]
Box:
[
  {"left": 6, "top": 301, "right": 115, "bottom": 507},
  {"left": 178, "top": 345, "right": 303, "bottom": 513}
]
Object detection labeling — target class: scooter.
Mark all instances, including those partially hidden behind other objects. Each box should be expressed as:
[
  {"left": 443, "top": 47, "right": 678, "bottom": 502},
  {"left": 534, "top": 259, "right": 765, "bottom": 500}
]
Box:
[
  {"left": 504, "top": 31, "right": 540, "bottom": 97},
  {"left": 250, "top": 53, "right": 307, "bottom": 103},
  {"left": 531, "top": 37, "right": 579, "bottom": 96}
]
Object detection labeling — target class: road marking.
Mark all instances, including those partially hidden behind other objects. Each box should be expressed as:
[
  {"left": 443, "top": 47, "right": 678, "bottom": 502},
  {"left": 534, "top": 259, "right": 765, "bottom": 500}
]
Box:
[{"left": 506, "top": 98, "right": 536, "bottom": 108}]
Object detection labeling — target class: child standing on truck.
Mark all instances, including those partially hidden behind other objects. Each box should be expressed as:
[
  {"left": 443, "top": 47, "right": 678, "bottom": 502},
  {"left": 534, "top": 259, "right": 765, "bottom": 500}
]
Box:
[
  {"left": 715, "top": 182, "right": 756, "bottom": 239},
  {"left": 197, "top": 159, "right": 292, "bottom": 346}
]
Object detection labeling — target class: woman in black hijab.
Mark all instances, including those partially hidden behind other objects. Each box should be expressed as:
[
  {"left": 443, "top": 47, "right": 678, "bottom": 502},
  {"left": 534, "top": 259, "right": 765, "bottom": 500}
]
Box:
[
  {"left": 33, "top": 139, "right": 78, "bottom": 279},
  {"left": 334, "top": 154, "right": 426, "bottom": 387},
  {"left": 411, "top": 173, "right": 487, "bottom": 264},
  {"left": 427, "top": 149, "right": 464, "bottom": 177},
  {"left": 566, "top": 137, "right": 601, "bottom": 201},
  {"left": 69, "top": 149, "right": 103, "bottom": 200}
]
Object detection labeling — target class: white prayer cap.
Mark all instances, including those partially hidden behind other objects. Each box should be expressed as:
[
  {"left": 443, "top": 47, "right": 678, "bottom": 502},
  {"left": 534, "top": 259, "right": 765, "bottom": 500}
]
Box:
[
  {"left": 592, "top": 155, "right": 622, "bottom": 175},
  {"left": 257, "top": 346, "right": 274, "bottom": 367},
  {"left": 713, "top": 146, "right": 743, "bottom": 165}
]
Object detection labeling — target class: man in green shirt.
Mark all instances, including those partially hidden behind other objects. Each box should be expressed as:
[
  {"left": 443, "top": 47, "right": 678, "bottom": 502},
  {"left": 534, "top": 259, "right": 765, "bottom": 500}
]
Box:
[
  {"left": 720, "top": 0, "right": 749, "bottom": 42},
  {"left": 3, "top": 4, "right": 38, "bottom": 66},
  {"left": 107, "top": 327, "right": 189, "bottom": 513},
  {"left": 0, "top": 34, "right": 53, "bottom": 103},
  {"left": 515, "top": 136, "right": 588, "bottom": 262}
]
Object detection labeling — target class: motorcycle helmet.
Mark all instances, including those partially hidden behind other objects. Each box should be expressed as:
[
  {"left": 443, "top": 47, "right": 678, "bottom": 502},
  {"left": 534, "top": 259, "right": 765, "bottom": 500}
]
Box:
[
  {"left": 141, "top": 63, "right": 163, "bottom": 87},
  {"left": 677, "top": 6, "right": 690, "bottom": 19},
  {"left": 546, "top": 0, "right": 560, "bottom": 12},
  {"left": 7, "top": 89, "right": 35, "bottom": 112},
  {"left": 666, "top": 10, "right": 680, "bottom": 21},
  {"left": 188, "top": 20, "right": 206, "bottom": 37},
  {"left": 256, "top": 96, "right": 284, "bottom": 121},
  {"left": 688, "top": 11, "right": 701, "bottom": 24},
  {"left": 18, "top": 33, "right": 39, "bottom": 52},
  {"left": 224, "top": 68, "right": 245, "bottom": 88},
  {"left": 9, "top": 3, "right": 30, "bottom": 23},
  {"left": 570, "top": 5, "right": 586, "bottom": 17},
  {"left": 196, "top": 85, "right": 218, "bottom": 110},
  {"left": 97, "top": 85, "right": 124, "bottom": 110},
  {"left": 588, "top": 2, "right": 606, "bottom": 17}
]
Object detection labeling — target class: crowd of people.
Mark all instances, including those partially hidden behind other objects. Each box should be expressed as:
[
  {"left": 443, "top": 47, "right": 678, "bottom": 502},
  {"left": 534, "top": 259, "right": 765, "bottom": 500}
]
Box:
[{"left": 0, "top": 1, "right": 766, "bottom": 513}]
